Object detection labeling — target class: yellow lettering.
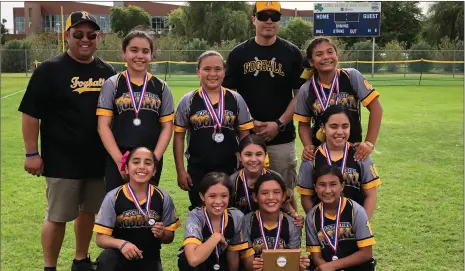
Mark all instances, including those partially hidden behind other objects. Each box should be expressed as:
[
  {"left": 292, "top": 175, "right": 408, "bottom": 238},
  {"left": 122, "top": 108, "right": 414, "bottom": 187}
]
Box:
[
  {"left": 70, "top": 77, "right": 79, "bottom": 88},
  {"left": 81, "top": 11, "right": 90, "bottom": 19}
]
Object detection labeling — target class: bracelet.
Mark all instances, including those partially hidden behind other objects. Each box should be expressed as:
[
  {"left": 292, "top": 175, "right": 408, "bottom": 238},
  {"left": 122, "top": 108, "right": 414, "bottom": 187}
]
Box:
[
  {"left": 25, "top": 152, "right": 39, "bottom": 157},
  {"left": 364, "top": 141, "right": 375, "bottom": 150},
  {"left": 119, "top": 241, "right": 129, "bottom": 251}
]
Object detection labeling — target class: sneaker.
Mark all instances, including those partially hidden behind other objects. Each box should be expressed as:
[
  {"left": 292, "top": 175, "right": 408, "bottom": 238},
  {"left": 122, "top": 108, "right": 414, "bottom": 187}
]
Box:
[{"left": 71, "top": 256, "right": 93, "bottom": 271}]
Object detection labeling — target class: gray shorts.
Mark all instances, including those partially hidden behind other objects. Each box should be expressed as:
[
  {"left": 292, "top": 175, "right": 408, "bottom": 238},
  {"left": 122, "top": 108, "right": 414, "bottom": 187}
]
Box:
[
  {"left": 267, "top": 141, "right": 298, "bottom": 196},
  {"left": 45, "top": 177, "right": 105, "bottom": 222}
]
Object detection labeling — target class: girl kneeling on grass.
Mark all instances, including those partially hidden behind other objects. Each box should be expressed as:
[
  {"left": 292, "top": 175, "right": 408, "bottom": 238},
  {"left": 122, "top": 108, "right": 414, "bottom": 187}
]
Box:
[
  {"left": 297, "top": 105, "right": 381, "bottom": 219},
  {"left": 230, "top": 134, "right": 304, "bottom": 228},
  {"left": 179, "top": 172, "right": 248, "bottom": 271},
  {"left": 93, "top": 146, "right": 180, "bottom": 271},
  {"left": 306, "top": 165, "right": 376, "bottom": 271},
  {"left": 240, "top": 171, "right": 310, "bottom": 271}
]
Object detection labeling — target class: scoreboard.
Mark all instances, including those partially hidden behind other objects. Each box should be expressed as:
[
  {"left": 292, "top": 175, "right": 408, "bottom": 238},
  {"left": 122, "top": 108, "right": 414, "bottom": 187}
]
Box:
[{"left": 313, "top": 2, "right": 381, "bottom": 37}]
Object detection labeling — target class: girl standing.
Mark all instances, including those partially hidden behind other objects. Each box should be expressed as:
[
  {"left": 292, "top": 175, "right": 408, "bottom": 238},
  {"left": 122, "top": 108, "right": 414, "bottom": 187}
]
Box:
[
  {"left": 97, "top": 30, "right": 174, "bottom": 191},
  {"left": 294, "top": 37, "right": 383, "bottom": 162},
  {"left": 306, "top": 165, "right": 376, "bottom": 271},
  {"left": 180, "top": 172, "right": 248, "bottom": 271},
  {"left": 174, "top": 50, "right": 254, "bottom": 210},
  {"left": 93, "top": 147, "right": 180, "bottom": 271},
  {"left": 240, "top": 171, "right": 310, "bottom": 271},
  {"left": 297, "top": 105, "right": 381, "bottom": 218}
]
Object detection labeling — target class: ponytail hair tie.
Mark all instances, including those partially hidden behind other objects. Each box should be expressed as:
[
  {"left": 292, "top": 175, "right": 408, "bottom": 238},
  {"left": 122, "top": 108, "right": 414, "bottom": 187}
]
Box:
[{"left": 120, "top": 151, "right": 130, "bottom": 172}]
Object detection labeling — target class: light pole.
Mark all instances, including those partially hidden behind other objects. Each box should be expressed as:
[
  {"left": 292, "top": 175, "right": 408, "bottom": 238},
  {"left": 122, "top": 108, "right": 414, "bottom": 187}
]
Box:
[{"left": 55, "top": 23, "right": 60, "bottom": 52}]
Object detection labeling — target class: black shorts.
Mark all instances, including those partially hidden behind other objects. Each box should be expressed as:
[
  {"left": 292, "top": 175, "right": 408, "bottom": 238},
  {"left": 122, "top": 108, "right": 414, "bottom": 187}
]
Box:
[{"left": 96, "top": 248, "right": 162, "bottom": 271}]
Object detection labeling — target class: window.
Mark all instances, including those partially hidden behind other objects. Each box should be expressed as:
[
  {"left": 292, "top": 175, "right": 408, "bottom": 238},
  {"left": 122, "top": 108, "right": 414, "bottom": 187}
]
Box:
[
  {"left": 151, "top": 16, "right": 168, "bottom": 33},
  {"left": 95, "top": 15, "right": 111, "bottom": 33},
  {"left": 14, "top": 16, "right": 25, "bottom": 34}
]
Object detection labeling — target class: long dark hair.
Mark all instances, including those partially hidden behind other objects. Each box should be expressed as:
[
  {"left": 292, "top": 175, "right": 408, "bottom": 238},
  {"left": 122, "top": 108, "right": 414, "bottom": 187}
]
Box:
[
  {"left": 122, "top": 30, "right": 154, "bottom": 53},
  {"left": 302, "top": 37, "right": 338, "bottom": 78},
  {"left": 198, "top": 172, "right": 233, "bottom": 197}
]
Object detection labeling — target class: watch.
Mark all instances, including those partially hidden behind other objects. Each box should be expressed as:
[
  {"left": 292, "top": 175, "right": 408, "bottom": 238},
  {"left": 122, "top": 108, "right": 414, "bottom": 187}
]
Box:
[{"left": 275, "top": 119, "right": 286, "bottom": 132}]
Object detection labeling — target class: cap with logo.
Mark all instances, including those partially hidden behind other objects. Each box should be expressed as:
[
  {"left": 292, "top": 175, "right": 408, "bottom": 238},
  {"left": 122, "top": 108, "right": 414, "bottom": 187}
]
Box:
[
  {"left": 255, "top": 1, "right": 281, "bottom": 14},
  {"left": 65, "top": 11, "right": 100, "bottom": 31}
]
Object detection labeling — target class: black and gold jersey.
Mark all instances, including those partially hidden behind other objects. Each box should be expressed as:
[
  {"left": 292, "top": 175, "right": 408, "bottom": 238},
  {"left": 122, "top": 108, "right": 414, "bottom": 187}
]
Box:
[
  {"left": 240, "top": 211, "right": 301, "bottom": 260},
  {"left": 294, "top": 68, "right": 380, "bottom": 147},
  {"left": 229, "top": 169, "right": 268, "bottom": 215},
  {"left": 297, "top": 143, "right": 381, "bottom": 206},
  {"left": 18, "top": 52, "right": 116, "bottom": 179},
  {"left": 306, "top": 198, "right": 375, "bottom": 270},
  {"left": 96, "top": 71, "right": 174, "bottom": 150},
  {"left": 183, "top": 207, "right": 248, "bottom": 270},
  {"left": 174, "top": 88, "right": 254, "bottom": 168},
  {"left": 93, "top": 184, "right": 180, "bottom": 260}
]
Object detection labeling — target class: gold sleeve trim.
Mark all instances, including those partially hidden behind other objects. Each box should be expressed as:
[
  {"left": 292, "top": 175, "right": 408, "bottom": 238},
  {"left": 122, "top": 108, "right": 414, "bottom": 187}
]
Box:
[
  {"left": 93, "top": 224, "right": 113, "bottom": 235},
  {"left": 96, "top": 108, "right": 113, "bottom": 117},
  {"left": 240, "top": 248, "right": 255, "bottom": 259},
  {"left": 361, "top": 91, "right": 380, "bottom": 107},
  {"left": 173, "top": 125, "right": 187, "bottom": 133},
  {"left": 238, "top": 121, "right": 254, "bottom": 131},
  {"left": 296, "top": 186, "right": 314, "bottom": 196},
  {"left": 228, "top": 242, "right": 249, "bottom": 251},
  {"left": 183, "top": 237, "right": 202, "bottom": 246},
  {"left": 160, "top": 113, "right": 174, "bottom": 123},
  {"left": 362, "top": 179, "right": 382, "bottom": 190},
  {"left": 357, "top": 237, "right": 376, "bottom": 248},
  {"left": 307, "top": 246, "right": 321, "bottom": 253},
  {"left": 293, "top": 113, "right": 311, "bottom": 123},
  {"left": 164, "top": 219, "right": 181, "bottom": 232}
]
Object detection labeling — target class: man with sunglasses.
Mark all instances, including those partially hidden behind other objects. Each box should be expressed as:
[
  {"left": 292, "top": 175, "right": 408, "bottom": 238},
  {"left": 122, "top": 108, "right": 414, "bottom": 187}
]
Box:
[
  {"left": 223, "top": 1, "right": 306, "bottom": 212},
  {"left": 18, "top": 11, "right": 116, "bottom": 271}
]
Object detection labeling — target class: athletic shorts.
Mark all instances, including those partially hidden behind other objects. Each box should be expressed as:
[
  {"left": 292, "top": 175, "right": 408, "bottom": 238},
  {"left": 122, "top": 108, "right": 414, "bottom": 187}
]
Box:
[{"left": 266, "top": 141, "right": 298, "bottom": 196}]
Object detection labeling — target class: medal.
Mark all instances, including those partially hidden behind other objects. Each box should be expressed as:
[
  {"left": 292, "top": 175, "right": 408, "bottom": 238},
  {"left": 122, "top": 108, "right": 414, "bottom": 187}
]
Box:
[
  {"left": 311, "top": 71, "right": 339, "bottom": 111},
  {"left": 126, "top": 183, "right": 152, "bottom": 224},
  {"left": 125, "top": 70, "right": 149, "bottom": 126},
  {"left": 323, "top": 142, "right": 349, "bottom": 174},
  {"left": 257, "top": 211, "right": 282, "bottom": 250},
  {"left": 133, "top": 117, "right": 141, "bottom": 126},
  {"left": 203, "top": 207, "right": 226, "bottom": 267},
  {"left": 320, "top": 197, "right": 342, "bottom": 258},
  {"left": 200, "top": 87, "right": 225, "bottom": 143}
]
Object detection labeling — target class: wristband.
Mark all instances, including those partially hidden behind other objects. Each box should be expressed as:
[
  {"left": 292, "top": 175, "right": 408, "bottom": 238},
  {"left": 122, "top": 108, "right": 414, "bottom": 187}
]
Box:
[
  {"left": 119, "top": 241, "right": 129, "bottom": 251},
  {"left": 26, "top": 152, "right": 39, "bottom": 157},
  {"left": 364, "top": 141, "right": 375, "bottom": 150}
]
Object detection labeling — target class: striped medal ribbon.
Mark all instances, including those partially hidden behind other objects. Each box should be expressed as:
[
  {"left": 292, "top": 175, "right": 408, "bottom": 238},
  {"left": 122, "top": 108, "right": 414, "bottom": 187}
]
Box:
[
  {"left": 257, "top": 211, "right": 282, "bottom": 250},
  {"left": 323, "top": 142, "right": 349, "bottom": 174},
  {"left": 320, "top": 197, "right": 342, "bottom": 259},
  {"left": 126, "top": 183, "right": 153, "bottom": 225},
  {"left": 203, "top": 207, "right": 226, "bottom": 264},
  {"left": 125, "top": 71, "right": 149, "bottom": 126},
  {"left": 311, "top": 71, "right": 339, "bottom": 111},
  {"left": 200, "top": 87, "right": 225, "bottom": 142}
]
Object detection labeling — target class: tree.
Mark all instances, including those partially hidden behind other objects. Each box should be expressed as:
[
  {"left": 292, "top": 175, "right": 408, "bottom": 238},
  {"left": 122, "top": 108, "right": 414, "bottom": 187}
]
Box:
[
  {"left": 409, "top": 40, "right": 434, "bottom": 72},
  {"left": 2, "top": 39, "right": 31, "bottom": 72},
  {"left": 279, "top": 17, "right": 313, "bottom": 50},
  {"left": 422, "top": 2, "right": 464, "bottom": 45},
  {"left": 1, "top": 18, "right": 8, "bottom": 45},
  {"left": 382, "top": 40, "right": 406, "bottom": 72},
  {"left": 350, "top": 40, "right": 382, "bottom": 73},
  {"left": 167, "top": 2, "right": 252, "bottom": 45},
  {"left": 110, "top": 5, "right": 151, "bottom": 37}
]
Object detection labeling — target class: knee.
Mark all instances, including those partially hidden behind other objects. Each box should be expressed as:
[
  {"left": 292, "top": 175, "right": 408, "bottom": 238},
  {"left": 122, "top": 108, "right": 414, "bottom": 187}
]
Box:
[{"left": 96, "top": 249, "right": 123, "bottom": 271}]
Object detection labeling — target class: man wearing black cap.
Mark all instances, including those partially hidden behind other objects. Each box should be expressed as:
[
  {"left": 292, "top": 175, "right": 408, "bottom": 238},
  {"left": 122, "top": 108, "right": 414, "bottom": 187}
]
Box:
[
  {"left": 223, "top": 2, "right": 306, "bottom": 212},
  {"left": 18, "top": 11, "right": 115, "bottom": 271}
]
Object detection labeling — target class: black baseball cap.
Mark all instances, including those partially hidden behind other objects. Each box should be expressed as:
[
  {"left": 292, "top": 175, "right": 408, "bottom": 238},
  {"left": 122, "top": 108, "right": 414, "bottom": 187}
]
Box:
[{"left": 65, "top": 11, "right": 100, "bottom": 31}]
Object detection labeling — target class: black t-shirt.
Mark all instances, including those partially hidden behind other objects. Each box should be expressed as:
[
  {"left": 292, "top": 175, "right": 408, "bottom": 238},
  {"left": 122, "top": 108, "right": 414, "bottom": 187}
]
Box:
[
  {"left": 223, "top": 37, "right": 306, "bottom": 145},
  {"left": 18, "top": 52, "right": 116, "bottom": 179}
]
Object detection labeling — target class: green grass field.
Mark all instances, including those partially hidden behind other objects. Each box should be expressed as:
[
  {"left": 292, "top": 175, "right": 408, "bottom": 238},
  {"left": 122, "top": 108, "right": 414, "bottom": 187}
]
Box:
[{"left": 1, "top": 73, "right": 463, "bottom": 271}]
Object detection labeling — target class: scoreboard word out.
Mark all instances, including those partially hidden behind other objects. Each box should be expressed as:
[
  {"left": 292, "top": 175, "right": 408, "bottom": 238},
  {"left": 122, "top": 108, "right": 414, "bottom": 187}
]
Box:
[{"left": 313, "top": 2, "right": 381, "bottom": 37}]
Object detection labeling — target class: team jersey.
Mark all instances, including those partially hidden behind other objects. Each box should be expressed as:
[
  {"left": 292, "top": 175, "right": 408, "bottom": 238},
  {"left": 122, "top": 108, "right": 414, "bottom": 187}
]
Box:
[
  {"left": 96, "top": 72, "right": 174, "bottom": 150},
  {"left": 174, "top": 88, "right": 254, "bottom": 169},
  {"left": 223, "top": 37, "right": 306, "bottom": 146},
  {"left": 294, "top": 68, "right": 380, "bottom": 147},
  {"left": 18, "top": 52, "right": 116, "bottom": 179},
  {"left": 183, "top": 207, "right": 248, "bottom": 270},
  {"left": 297, "top": 143, "right": 381, "bottom": 206},
  {"left": 93, "top": 184, "right": 180, "bottom": 262},
  {"left": 306, "top": 198, "right": 375, "bottom": 270},
  {"left": 240, "top": 211, "right": 301, "bottom": 259}
]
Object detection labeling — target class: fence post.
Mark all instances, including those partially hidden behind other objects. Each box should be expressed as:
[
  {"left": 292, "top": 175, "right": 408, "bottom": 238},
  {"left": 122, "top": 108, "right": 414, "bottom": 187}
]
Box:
[
  {"left": 418, "top": 58, "right": 423, "bottom": 86},
  {"left": 168, "top": 50, "right": 171, "bottom": 78},
  {"left": 356, "top": 50, "right": 359, "bottom": 70},
  {"left": 25, "top": 49, "right": 28, "bottom": 77},
  {"left": 453, "top": 50, "right": 455, "bottom": 78}
]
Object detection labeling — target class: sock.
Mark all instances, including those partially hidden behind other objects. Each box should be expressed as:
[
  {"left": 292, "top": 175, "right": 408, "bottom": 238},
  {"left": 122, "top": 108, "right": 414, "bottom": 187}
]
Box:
[{"left": 44, "top": 267, "right": 56, "bottom": 271}]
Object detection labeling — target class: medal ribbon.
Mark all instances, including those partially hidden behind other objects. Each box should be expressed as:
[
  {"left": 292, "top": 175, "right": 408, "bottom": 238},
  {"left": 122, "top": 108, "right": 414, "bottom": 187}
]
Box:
[
  {"left": 311, "top": 71, "right": 339, "bottom": 111},
  {"left": 203, "top": 207, "right": 225, "bottom": 262},
  {"left": 239, "top": 169, "right": 267, "bottom": 212},
  {"left": 320, "top": 197, "right": 342, "bottom": 253},
  {"left": 323, "top": 142, "right": 349, "bottom": 174},
  {"left": 126, "top": 183, "right": 151, "bottom": 218},
  {"left": 125, "top": 71, "right": 149, "bottom": 118},
  {"left": 257, "top": 211, "right": 282, "bottom": 250},
  {"left": 200, "top": 87, "right": 225, "bottom": 132}
]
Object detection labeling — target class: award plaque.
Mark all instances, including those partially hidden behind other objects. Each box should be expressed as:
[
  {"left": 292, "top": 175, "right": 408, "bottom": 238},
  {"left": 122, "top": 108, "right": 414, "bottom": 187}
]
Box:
[{"left": 262, "top": 249, "right": 300, "bottom": 271}]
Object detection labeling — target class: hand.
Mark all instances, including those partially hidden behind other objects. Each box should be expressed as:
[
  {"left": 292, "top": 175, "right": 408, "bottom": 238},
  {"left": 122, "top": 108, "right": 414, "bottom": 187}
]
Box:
[
  {"left": 256, "top": 121, "right": 279, "bottom": 142},
  {"left": 315, "top": 262, "right": 336, "bottom": 271},
  {"left": 151, "top": 222, "right": 165, "bottom": 239},
  {"left": 299, "top": 255, "right": 311, "bottom": 271},
  {"left": 252, "top": 120, "right": 266, "bottom": 134},
  {"left": 353, "top": 142, "right": 373, "bottom": 161},
  {"left": 302, "top": 145, "right": 316, "bottom": 161},
  {"left": 177, "top": 170, "right": 193, "bottom": 191},
  {"left": 114, "top": 154, "right": 128, "bottom": 180},
  {"left": 252, "top": 257, "right": 264, "bottom": 271},
  {"left": 213, "top": 232, "right": 228, "bottom": 248},
  {"left": 24, "top": 155, "right": 44, "bottom": 177},
  {"left": 120, "top": 241, "right": 143, "bottom": 260},
  {"left": 292, "top": 213, "right": 305, "bottom": 229}
]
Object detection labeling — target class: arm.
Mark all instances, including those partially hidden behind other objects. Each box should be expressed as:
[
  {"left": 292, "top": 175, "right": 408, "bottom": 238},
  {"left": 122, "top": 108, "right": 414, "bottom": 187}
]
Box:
[
  {"left": 279, "top": 89, "right": 299, "bottom": 125},
  {"left": 184, "top": 233, "right": 223, "bottom": 267},
  {"left": 365, "top": 99, "right": 383, "bottom": 145},
  {"left": 311, "top": 252, "right": 327, "bottom": 267},
  {"left": 363, "top": 188, "right": 377, "bottom": 220},
  {"left": 238, "top": 130, "right": 250, "bottom": 140},
  {"left": 301, "top": 195, "right": 314, "bottom": 215},
  {"left": 243, "top": 255, "right": 255, "bottom": 271},
  {"left": 227, "top": 250, "right": 240, "bottom": 271},
  {"left": 173, "top": 131, "right": 187, "bottom": 174},
  {"left": 95, "top": 233, "right": 125, "bottom": 249},
  {"left": 154, "top": 121, "right": 173, "bottom": 160},
  {"left": 298, "top": 121, "right": 313, "bottom": 148},
  {"left": 22, "top": 114, "right": 40, "bottom": 154},
  {"left": 98, "top": 115, "right": 122, "bottom": 166},
  {"left": 159, "top": 229, "right": 174, "bottom": 244}
]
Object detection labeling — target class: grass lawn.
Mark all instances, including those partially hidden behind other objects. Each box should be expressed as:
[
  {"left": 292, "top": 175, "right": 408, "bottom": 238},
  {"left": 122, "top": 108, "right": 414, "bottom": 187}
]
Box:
[{"left": 1, "top": 73, "right": 463, "bottom": 271}]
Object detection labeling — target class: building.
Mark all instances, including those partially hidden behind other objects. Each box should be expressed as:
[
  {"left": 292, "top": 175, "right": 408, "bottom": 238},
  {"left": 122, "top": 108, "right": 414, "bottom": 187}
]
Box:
[{"left": 11, "top": 1, "right": 313, "bottom": 38}]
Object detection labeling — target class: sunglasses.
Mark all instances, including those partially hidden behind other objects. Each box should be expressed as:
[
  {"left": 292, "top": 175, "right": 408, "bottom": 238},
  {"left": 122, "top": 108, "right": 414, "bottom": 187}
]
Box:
[
  {"left": 72, "top": 31, "right": 98, "bottom": 40},
  {"left": 256, "top": 12, "right": 281, "bottom": 22}
]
